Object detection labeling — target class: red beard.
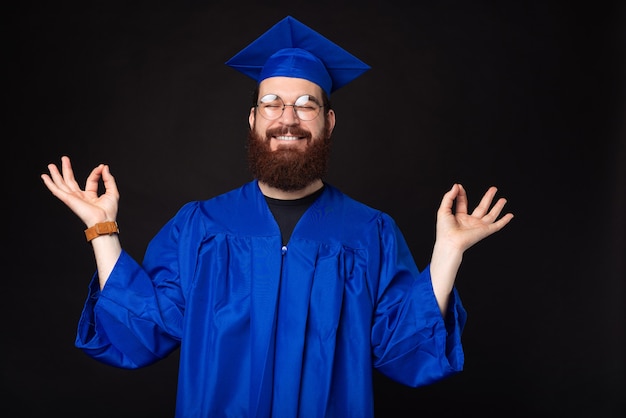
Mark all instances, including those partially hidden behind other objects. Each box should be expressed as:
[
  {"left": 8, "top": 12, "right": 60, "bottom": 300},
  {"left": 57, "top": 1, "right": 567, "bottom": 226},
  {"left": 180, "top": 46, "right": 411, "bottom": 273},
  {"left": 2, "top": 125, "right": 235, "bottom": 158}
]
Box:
[{"left": 247, "top": 126, "right": 332, "bottom": 192}]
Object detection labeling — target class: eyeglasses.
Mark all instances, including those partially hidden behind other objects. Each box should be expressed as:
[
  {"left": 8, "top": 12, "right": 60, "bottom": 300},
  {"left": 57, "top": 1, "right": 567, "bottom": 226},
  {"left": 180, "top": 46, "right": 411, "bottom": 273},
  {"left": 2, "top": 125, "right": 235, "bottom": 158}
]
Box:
[{"left": 256, "top": 94, "right": 324, "bottom": 121}]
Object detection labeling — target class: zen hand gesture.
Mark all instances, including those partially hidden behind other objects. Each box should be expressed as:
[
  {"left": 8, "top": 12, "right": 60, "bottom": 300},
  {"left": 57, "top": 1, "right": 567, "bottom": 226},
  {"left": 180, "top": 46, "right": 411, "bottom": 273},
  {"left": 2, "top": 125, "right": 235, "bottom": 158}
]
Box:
[
  {"left": 436, "top": 183, "right": 514, "bottom": 253},
  {"left": 41, "top": 156, "right": 120, "bottom": 227}
]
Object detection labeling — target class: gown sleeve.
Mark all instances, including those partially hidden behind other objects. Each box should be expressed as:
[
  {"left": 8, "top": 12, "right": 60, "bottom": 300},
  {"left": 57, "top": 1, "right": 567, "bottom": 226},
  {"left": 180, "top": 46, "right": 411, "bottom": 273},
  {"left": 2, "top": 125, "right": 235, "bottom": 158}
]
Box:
[
  {"left": 75, "top": 203, "right": 198, "bottom": 369},
  {"left": 370, "top": 213, "right": 467, "bottom": 387}
]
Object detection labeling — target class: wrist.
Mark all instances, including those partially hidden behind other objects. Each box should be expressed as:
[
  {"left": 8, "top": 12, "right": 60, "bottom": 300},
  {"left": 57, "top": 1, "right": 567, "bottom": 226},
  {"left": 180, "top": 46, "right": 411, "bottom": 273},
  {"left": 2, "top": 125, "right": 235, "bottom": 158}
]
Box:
[
  {"left": 432, "top": 238, "right": 464, "bottom": 259},
  {"left": 430, "top": 241, "right": 463, "bottom": 285}
]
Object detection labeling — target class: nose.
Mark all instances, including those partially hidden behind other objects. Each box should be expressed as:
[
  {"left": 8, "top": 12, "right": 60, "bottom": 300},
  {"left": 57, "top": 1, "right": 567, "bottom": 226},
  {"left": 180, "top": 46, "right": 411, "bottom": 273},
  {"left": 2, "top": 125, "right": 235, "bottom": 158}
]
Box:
[{"left": 280, "top": 104, "right": 300, "bottom": 124}]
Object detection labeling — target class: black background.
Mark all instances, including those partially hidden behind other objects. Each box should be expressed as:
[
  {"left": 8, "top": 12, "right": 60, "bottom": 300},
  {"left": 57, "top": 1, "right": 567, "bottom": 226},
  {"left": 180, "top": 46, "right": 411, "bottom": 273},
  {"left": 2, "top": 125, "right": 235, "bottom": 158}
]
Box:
[{"left": 7, "top": 1, "right": 625, "bottom": 417}]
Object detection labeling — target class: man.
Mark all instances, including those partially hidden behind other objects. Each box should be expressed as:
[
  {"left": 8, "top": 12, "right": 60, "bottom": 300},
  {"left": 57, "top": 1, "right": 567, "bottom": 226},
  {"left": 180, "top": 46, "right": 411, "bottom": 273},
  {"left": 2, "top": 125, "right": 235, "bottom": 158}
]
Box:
[{"left": 41, "top": 16, "right": 513, "bottom": 417}]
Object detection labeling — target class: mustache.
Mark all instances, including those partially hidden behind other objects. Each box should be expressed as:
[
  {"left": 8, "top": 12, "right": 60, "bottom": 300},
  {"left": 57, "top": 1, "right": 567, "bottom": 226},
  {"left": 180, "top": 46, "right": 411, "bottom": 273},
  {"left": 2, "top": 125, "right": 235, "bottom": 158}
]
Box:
[{"left": 265, "top": 127, "right": 312, "bottom": 140}]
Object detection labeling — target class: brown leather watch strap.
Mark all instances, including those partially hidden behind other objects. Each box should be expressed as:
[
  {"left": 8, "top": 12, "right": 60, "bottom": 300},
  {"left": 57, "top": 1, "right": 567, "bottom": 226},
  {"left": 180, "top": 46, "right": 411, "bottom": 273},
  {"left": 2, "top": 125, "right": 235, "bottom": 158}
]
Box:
[{"left": 84, "top": 221, "right": 119, "bottom": 242}]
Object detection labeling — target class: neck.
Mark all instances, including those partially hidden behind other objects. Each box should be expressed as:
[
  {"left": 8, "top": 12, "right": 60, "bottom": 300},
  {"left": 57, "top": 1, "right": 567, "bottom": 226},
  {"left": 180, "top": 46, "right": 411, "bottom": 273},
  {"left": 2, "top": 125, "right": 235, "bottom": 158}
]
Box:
[{"left": 258, "top": 179, "right": 324, "bottom": 200}]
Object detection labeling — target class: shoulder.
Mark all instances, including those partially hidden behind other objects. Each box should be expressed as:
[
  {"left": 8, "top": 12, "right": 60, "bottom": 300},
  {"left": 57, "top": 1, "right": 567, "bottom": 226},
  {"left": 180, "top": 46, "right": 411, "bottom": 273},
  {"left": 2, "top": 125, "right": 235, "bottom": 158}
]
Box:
[
  {"left": 322, "top": 183, "right": 388, "bottom": 222},
  {"left": 318, "top": 184, "right": 400, "bottom": 239},
  {"left": 167, "top": 181, "right": 276, "bottom": 237},
  {"left": 169, "top": 181, "right": 259, "bottom": 226}
]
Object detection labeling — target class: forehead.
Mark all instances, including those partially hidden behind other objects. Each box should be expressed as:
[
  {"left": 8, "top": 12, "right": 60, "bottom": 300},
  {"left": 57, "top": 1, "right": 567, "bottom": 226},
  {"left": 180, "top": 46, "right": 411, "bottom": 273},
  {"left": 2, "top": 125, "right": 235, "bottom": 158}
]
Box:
[{"left": 258, "top": 76, "right": 323, "bottom": 100}]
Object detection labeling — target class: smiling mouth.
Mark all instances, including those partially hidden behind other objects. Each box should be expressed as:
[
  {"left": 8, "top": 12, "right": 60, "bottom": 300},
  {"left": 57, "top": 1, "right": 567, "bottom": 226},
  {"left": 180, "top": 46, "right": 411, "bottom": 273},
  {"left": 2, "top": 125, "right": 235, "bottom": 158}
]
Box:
[{"left": 274, "top": 135, "right": 305, "bottom": 141}]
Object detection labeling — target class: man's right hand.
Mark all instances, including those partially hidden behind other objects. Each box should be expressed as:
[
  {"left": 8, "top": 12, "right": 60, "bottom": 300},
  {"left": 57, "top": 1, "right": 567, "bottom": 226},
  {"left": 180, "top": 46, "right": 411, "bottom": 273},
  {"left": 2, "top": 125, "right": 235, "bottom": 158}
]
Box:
[{"left": 41, "top": 155, "right": 120, "bottom": 228}]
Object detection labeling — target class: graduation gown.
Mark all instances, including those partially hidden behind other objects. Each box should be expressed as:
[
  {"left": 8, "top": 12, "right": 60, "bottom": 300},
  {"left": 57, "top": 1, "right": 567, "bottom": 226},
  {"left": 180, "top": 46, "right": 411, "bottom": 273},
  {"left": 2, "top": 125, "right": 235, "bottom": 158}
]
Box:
[{"left": 76, "top": 180, "right": 466, "bottom": 417}]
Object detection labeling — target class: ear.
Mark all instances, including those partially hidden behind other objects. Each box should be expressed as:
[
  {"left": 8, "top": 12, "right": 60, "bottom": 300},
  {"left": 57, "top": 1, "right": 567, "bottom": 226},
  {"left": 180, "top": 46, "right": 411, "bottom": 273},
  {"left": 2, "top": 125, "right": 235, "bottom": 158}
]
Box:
[
  {"left": 248, "top": 107, "right": 256, "bottom": 129},
  {"left": 326, "top": 109, "right": 336, "bottom": 135}
]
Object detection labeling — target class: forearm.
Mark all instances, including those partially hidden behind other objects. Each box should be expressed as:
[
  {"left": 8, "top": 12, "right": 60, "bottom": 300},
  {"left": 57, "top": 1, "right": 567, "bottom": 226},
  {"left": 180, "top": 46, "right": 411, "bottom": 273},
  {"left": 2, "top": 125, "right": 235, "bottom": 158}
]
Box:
[
  {"left": 91, "top": 234, "right": 122, "bottom": 289},
  {"left": 429, "top": 240, "right": 463, "bottom": 315}
]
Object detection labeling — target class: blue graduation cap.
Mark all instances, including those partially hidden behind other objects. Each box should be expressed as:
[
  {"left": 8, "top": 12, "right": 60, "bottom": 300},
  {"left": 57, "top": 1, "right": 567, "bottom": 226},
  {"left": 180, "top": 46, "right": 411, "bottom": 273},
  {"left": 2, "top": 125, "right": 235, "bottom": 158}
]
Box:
[{"left": 225, "top": 16, "right": 370, "bottom": 95}]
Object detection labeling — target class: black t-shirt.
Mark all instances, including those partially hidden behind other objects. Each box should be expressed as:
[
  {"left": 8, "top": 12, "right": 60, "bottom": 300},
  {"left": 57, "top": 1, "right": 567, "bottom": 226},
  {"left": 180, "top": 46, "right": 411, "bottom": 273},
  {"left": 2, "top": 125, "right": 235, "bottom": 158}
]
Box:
[{"left": 264, "top": 186, "right": 325, "bottom": 245}]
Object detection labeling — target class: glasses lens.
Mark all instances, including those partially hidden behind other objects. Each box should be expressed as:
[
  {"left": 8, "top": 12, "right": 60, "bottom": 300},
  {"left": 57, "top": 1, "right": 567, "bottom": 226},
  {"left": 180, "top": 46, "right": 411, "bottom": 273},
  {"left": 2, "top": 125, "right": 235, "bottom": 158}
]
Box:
[
  {"left": 293, "top": 95, "right": 321, "bottom": 121},
  {"left": 258, "top": 94, "right": 283, "bottom": 120}
]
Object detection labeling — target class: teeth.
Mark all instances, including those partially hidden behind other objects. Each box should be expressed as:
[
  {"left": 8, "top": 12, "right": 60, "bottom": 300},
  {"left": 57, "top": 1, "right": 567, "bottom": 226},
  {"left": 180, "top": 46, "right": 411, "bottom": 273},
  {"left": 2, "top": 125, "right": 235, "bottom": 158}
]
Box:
[{"left": 275, "top": 136, "right": 300, "bottom": 141}]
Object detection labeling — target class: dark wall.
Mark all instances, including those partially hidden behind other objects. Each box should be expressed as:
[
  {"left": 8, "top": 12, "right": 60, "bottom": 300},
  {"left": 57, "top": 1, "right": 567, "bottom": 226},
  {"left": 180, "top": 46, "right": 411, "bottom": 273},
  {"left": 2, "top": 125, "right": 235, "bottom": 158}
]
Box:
[{"left": 8, "top": 1, "right": 624, "bottom": 417}]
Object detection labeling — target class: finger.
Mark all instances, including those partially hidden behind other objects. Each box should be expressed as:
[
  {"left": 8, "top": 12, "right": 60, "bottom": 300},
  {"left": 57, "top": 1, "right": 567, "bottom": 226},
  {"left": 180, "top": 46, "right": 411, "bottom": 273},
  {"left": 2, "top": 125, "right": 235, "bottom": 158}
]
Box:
[
  {"left": 46, "top": 161, "right": 71, "bottom": 191},
  {"left": 101, "top": 164, "right": 120, "bottom": 198},
  {"left": 455, "top": 183, "right": 469, "bottom": 214},
  {"left": 84, "top": 164, "right": 106, "bottom": 194},
  {"left": 44, "top": 161, "right": 60, "bottom": 181},
  {"left": 488, "top": 212, "right": 514, "bottom": 232},
  {"left": 42, "top": 165, "right": 73, "bottom": 202},
  {"left": 41, "top": 172, "right": 60, "bottom": 193},
  {"left": 471, "top": 186, "right": 498, "bottom": 218},
  {"left": 60, "top": 155, "right": 83, "bottom": 192},
  {"left": 438, "top": 183, "right": 459, "bottom": 215},
  {"left": 482, "top": 197, "right": 508, "bottom": 223}
]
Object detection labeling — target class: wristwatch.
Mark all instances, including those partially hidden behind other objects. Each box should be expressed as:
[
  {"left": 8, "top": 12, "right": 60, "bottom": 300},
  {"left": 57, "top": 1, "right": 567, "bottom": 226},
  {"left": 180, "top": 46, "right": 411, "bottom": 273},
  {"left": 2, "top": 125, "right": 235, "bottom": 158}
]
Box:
[{"left": 84, "top": 221, "right": 119, "bottom": 242}]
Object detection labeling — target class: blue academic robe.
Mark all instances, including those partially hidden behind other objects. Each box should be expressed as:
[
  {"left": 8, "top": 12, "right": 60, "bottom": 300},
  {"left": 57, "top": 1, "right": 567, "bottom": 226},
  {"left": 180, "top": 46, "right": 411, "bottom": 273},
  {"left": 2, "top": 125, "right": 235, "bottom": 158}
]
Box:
[{"left": 76, "top": 180, "right": 466, "bottom": 417}]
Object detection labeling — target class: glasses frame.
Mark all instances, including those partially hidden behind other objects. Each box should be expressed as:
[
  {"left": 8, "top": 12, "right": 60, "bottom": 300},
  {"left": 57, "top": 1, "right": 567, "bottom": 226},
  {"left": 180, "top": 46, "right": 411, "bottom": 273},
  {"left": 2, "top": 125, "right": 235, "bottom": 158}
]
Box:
[{"left": 256, "top": 94, "right": 324, "bottom": 121}]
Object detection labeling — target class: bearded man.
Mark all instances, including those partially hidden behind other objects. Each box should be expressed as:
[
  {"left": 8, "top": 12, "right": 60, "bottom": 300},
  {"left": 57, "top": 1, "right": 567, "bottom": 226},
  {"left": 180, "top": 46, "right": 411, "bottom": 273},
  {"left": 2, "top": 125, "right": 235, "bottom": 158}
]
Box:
[{"left": 41, "top": 16, "right": 513, "bottom": 417}]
